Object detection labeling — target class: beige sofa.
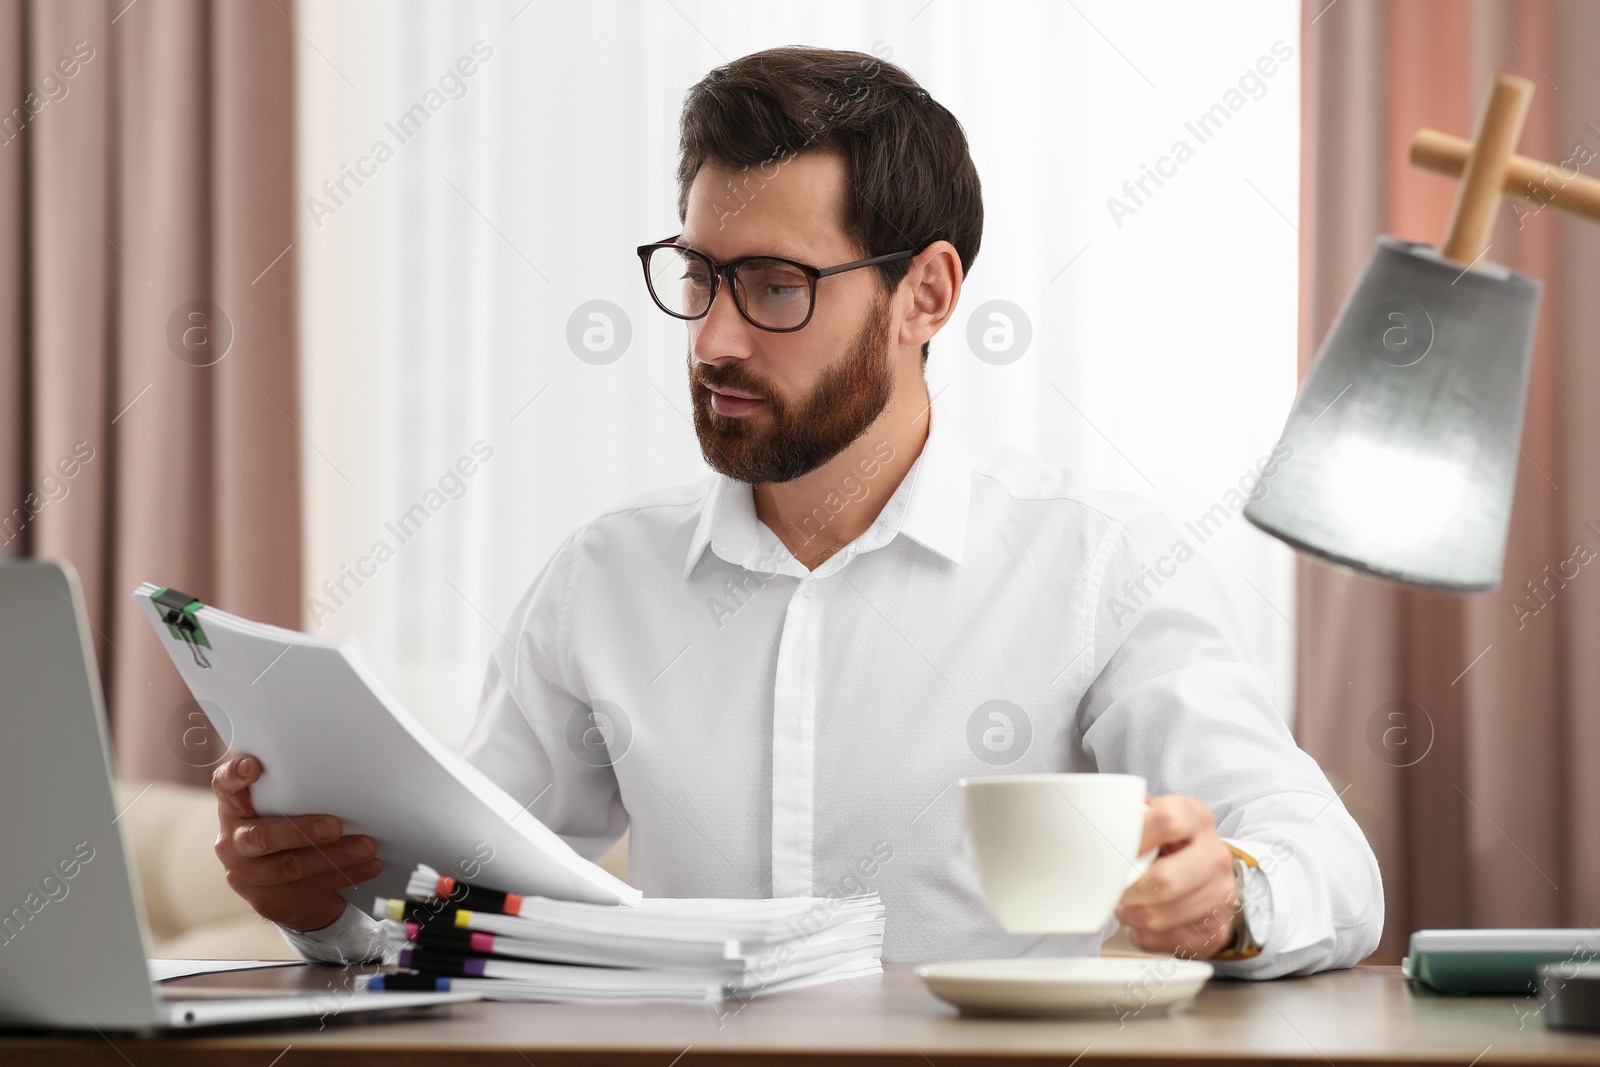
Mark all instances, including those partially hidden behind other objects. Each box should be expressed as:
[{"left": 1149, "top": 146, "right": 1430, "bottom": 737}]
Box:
[{"left": 114, "top": 779, "right": 630, "bottom": 959}]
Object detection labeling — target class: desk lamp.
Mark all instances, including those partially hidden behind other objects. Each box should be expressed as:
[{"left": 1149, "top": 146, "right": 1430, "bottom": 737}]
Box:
[{"left": 1246, "top": 72, "right": 1600, "bottom": 592}]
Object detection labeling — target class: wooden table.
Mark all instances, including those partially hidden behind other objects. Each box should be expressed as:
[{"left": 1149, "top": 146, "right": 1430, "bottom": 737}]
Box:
[{"left": 5, "top": 962, "right": 1600, "bottom": 1065}]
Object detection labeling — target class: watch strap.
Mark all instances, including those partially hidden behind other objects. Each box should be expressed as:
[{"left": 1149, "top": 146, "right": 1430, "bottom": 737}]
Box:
[{"left": 1225, "top": 841, "right": 1259, "bottom": 868}]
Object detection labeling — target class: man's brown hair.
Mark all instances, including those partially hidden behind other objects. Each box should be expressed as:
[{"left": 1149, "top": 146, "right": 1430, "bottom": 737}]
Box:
[{"left": 676, "top": 45, "right": 983, "bottom": 365}]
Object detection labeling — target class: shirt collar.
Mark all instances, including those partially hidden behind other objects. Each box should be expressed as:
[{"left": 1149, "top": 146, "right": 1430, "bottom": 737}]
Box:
[{"left": 683, "top": 398, "right": 971, "bottom": 580}]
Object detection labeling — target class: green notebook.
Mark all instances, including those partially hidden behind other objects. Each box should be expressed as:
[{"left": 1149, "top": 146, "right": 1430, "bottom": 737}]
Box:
[{"left": 1403, "top": 929, "right": 1600, "bottom": 994}]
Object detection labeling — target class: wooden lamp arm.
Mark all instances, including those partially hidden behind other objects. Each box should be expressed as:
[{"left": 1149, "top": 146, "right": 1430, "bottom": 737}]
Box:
[
  {"left": 1411, "top": 128, "right": 1600, "bottom": 225},
  {"left": 1437, "top": 72, "right": 1536, "bottom": 264}
]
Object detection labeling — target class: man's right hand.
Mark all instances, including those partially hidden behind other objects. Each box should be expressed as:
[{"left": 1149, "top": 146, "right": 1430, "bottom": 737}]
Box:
[{"left": 211, "top": 754, "right": 382, "bottom": 932}]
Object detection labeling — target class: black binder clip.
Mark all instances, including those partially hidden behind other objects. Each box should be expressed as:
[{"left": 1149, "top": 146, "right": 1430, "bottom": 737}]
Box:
[{"left": 153, "top": 587, "right": 211, "bottom": 669}]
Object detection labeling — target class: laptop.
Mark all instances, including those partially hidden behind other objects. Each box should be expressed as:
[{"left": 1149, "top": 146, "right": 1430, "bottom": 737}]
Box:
[{"left": 0, "top": 558, "right": 471, "bottom": 1031}]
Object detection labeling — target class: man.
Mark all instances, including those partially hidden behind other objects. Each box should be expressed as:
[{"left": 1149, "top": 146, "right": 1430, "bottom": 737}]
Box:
[{"left": 212, "top": 46, "right": 1381, "bottom": 976}]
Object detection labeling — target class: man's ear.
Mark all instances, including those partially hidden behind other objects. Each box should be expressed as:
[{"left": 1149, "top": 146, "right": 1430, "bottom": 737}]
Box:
[{"left": 897, "top": 240, "right": 962, "bottom": 351}]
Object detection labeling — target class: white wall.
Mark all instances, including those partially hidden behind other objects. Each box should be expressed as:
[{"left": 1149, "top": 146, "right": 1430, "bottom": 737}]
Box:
[{"left": 295, "top": 0, "right": 1301, "bottom": 749}]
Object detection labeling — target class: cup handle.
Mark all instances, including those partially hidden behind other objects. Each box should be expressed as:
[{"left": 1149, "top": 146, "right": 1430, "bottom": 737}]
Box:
[{"left": 1123, "top": 847, "right": 1159, "bottom": 888}]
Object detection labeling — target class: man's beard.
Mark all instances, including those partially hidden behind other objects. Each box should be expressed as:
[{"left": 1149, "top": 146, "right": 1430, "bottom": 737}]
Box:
[{"left": 688, "top": 292, "right": 895, "bottom": 485}]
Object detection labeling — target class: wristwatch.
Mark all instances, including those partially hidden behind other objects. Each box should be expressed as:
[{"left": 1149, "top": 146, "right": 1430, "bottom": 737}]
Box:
[{"left": 1211, "top": 842, "right": 1273, "bottom": 961}]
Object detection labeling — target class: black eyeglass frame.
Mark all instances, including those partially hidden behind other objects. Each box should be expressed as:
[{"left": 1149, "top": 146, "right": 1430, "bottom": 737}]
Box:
[{"left": 635, "top": 234, "right": 920, "bottom": 333}]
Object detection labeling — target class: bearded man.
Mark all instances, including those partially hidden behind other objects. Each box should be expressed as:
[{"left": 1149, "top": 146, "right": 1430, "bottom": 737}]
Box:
[{"left": 210, "top": 45, "right": 1381, "bottom": 977}]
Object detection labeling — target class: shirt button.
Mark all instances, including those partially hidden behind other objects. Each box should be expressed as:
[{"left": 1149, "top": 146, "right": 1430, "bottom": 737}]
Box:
[{"left": 802, "top": 583, "right": 814, "bottom": 599}]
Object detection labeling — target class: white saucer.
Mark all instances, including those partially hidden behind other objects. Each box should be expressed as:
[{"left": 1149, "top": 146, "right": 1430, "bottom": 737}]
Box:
[{"left": 915, "top": 956, "right": 1213, "bottom": 1018}]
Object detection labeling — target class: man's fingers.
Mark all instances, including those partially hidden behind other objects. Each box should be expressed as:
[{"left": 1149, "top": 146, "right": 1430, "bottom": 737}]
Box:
[
  {"left": 298, "top": 858, "right": 383, "bottom": 896},
  {"left": 1138, "top": 796, "right": 1189, "bottom": 854},
  {"left": 1138, "top": 795, "right": 1212, "bottom": 854},
  {"left": 1120, "top": 874, "right": 1237, "bottom": 937},
  {"left": 1121, "top": 835, "right": 1228, "bottom": 908},
  {"left": 241, "top": 859, "right": 384, "bottom": 931},
  {"left": 1125, "top": 887, "right": 1239, "bottom": 956},
  {"left": 227, "top": 836, "right": 379, "bottom": 890},
  {"left": 208, "top": 753, "right": 376, "bottom": 930},
  {"left": 1117, "top": 835, "right": 1237, "bottom": 956},
  {"left": 218, "top": 813, "right": 344, "bottom": 861},
  {"left": 211, "top": 755, "right": 261, "bottom": 822}
]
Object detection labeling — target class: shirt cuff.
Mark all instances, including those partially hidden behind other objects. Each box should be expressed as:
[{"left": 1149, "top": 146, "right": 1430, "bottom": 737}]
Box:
[{"left": 276, "top": 900, "right": 399, "bottom": 965}]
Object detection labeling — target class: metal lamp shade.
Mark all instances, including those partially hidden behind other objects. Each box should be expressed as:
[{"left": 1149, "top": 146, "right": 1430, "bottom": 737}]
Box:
[{"left": 1245, "top": 236, "right": 1542, "bottom": 593}]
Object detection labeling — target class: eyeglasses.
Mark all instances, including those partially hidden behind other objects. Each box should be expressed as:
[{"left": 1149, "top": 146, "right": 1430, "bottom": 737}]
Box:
[{"left": 636, "top": 235, "right": 918, "bottom": 333}]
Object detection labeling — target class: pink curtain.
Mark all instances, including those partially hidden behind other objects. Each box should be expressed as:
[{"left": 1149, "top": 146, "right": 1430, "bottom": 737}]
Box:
[
  {"left": 1298, "top": 0, "right": 1600, "bottom": 963},
  {"left": 0, "top": 0, "right": 302, "bottom": 784}
]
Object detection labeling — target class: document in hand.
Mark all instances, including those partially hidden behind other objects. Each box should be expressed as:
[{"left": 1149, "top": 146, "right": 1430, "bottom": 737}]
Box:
[
  {"left": 132, "top": 584, "right": 640, "bottom": 910},
  {"left": 365, "top": 864, "right": 887, "bottom": 1004}
]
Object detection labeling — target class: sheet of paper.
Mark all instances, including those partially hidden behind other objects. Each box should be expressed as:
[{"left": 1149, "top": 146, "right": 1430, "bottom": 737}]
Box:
[
  {"left": 133, "top": 584, "right": 641, "bottom": 911},
  {"left": 147, "top": 959, "right": 304, "bottom": 982}
]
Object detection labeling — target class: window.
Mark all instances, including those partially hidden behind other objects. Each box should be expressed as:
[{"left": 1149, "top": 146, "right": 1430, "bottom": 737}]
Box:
[{"left": 295, "top": 1, "right": 1301, "bottom": 745}]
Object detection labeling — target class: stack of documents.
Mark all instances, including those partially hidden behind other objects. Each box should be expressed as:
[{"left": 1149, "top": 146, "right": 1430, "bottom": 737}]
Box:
[
  {"left": 363, "top": 864, "right": 886, "bottom": 1004},
  {"left": 133, "top": 584, "right": 885, "bottom": 1004}
]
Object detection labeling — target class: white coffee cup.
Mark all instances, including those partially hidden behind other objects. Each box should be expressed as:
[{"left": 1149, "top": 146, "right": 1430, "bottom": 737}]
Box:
[{"left": 960, "top": 773, "right": 1158, "bottom": 934}]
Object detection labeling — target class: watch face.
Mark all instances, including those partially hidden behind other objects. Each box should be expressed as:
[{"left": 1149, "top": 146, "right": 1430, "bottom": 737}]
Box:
[{"left": 1241, "top": 865, "right": 1273, "bottom": 946}]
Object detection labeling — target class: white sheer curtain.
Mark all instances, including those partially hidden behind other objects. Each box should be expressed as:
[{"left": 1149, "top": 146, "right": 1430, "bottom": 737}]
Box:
[{"left": 294, "top": 0, "right": 1301, "bottom": 748}]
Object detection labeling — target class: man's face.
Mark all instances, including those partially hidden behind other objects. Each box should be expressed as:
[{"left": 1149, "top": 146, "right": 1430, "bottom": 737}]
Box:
[{"left": 679, "top": 151, "right": 900, "bottom": 485}]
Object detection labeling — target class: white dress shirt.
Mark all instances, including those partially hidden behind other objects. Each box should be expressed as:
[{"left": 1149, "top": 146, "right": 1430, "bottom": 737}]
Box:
[{"left": 281, "top": 400, "right": 1382, "bottom": 977}]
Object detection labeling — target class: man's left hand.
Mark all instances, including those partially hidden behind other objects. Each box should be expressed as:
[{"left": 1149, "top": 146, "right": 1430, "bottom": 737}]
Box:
[{"left": 1113, "top": 794, "right": 1239, "bottom": 959}]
